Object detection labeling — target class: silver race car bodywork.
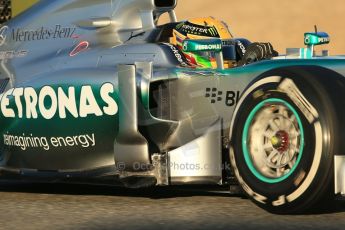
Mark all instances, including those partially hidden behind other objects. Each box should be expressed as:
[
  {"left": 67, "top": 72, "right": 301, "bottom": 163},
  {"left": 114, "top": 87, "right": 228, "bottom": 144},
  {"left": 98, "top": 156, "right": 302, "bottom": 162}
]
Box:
[{"left": 1, "top": 0, "right": 345, "bottom": 213}]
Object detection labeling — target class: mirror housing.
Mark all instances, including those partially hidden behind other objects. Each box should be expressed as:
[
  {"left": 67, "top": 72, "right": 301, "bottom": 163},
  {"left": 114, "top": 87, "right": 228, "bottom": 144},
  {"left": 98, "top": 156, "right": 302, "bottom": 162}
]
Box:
[{"left": 304, "top": 32, "right": 330, "bottom": 46}]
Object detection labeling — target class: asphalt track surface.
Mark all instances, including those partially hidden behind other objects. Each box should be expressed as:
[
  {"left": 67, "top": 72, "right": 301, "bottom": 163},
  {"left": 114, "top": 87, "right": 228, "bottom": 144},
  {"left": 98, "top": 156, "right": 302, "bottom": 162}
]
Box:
[{"left": 0, "top": 182, "right": 344, "bottom": 230}]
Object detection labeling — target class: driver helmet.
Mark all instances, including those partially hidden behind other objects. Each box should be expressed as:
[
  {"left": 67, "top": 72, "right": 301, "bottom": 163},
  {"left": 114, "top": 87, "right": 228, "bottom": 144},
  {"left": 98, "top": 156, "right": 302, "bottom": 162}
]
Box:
[{"left": 171, "top": 17, "right": 234, "bottom": 68}]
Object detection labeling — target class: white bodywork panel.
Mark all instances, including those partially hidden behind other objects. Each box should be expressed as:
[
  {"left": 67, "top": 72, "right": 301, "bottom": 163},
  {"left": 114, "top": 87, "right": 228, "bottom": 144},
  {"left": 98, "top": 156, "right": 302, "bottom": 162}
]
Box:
[{"left": 335, "top": 155, "right": 345, "bottom": 195}]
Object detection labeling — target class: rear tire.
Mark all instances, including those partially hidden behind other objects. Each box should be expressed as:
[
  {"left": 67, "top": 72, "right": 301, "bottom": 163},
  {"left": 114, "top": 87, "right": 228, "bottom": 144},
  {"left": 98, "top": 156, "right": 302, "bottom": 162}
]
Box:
[{"left": 230, "top": 73, "right": 337, "bottom": 214}]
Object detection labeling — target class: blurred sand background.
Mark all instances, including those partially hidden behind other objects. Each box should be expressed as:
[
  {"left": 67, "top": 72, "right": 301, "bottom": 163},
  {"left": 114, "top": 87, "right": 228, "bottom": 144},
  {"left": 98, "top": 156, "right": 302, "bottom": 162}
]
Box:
[
  {"left": 170, "top": 0, "right": 345, "bottom": 55},
  {"left": 11, "top": 0, "right": 345, "bottom": 54}
]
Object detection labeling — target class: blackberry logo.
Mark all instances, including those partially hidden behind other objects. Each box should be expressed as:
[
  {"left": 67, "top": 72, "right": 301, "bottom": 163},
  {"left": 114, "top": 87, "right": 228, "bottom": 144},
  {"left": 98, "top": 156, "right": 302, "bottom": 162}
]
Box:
[
  {"left": 205, "top": 88, "right": 241, "bottom": 107},
  {"left": 205, "top": 88, "right": 223, "bottom": 103}
]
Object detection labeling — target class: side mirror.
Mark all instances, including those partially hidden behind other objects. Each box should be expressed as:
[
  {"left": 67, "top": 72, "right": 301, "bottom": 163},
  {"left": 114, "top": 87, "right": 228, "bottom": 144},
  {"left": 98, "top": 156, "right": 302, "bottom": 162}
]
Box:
[
  {"left": 182, "top": 39, "right": 224, "bottom": 69},
  {"left": 304, "top": 32, "right": 330, "bottom": 46}
]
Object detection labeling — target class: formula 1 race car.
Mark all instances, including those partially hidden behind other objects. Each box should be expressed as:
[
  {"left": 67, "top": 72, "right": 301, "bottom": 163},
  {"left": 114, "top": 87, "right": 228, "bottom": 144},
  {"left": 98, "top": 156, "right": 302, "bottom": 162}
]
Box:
[{"left": 1, "top": 0, "right": 345, "bottom": 214}]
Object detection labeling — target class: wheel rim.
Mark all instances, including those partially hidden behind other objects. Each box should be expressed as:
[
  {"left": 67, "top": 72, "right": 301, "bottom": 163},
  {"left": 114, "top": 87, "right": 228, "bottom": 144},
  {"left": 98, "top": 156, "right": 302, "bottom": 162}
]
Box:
[{"left": 242, "top": 98, "right": 305, "bottom": 183}]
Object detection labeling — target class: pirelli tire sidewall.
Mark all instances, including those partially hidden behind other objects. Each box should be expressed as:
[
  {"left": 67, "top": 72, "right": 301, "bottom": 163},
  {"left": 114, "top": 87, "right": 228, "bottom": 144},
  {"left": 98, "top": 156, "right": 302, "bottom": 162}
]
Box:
[{"left": 230, "top": 75, "right": 336, "bottom": 213}]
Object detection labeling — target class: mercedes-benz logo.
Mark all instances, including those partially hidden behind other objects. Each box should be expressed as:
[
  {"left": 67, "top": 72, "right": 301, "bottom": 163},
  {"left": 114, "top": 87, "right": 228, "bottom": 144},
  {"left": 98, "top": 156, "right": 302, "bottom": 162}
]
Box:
[{"left": 0, "top": 26, "right": 9, "bottom": 46}]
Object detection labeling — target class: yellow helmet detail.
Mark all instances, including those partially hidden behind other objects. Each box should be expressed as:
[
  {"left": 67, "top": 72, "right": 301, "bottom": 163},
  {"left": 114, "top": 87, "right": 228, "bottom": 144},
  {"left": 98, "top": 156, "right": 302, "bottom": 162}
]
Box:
[
  {"left": 171, "top": 17, "right": 234, "bottom": 69},
  {"left": 172, "top": 17, "right": 233, "bottom": 47}
]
